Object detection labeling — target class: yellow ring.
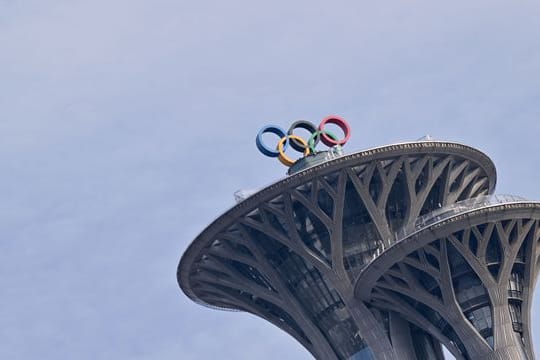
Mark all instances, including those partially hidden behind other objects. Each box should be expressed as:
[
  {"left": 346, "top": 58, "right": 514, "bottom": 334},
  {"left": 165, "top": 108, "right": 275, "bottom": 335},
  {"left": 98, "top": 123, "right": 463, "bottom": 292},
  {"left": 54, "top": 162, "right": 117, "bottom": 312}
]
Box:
[{"left": 278, "top": 135, "right": 310, "bottom": 166}]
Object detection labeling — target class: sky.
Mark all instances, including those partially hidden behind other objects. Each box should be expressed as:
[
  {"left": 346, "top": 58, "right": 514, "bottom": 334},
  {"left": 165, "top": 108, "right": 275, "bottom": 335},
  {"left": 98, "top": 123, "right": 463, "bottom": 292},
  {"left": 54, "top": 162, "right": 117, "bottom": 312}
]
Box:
[{"left": 1, "top": 1, "right": 540, "bottom": 359}]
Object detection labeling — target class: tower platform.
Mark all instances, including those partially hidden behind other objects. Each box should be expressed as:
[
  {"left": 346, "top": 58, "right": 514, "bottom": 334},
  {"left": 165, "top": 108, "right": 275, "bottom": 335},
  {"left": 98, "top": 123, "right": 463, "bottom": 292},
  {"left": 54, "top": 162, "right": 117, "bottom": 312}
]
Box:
[{"left": 178, "top": 141, "right": 539, "bottom": 360}]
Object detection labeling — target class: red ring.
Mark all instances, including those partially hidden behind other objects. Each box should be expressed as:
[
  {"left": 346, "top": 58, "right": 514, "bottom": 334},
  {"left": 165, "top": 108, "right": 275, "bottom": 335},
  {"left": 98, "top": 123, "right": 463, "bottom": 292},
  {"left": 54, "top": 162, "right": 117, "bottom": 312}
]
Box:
[{"left": 319, "top": 116, "right": 351, "bottom": 146}]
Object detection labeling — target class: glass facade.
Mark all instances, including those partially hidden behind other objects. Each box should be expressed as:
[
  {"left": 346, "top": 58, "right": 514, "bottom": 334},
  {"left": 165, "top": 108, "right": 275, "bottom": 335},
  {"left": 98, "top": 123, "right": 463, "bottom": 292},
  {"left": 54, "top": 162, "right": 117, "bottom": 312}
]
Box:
[
  {"left": 410, "top": 324, "right": 443, "bottom": 360},
  {"left": 348, "top": 347, "right": 375, "bottom": 360},
  {"left": 247, "top": 225, "right": 372, "bottom": 359},
  {"left": 385, "top": 167, "right": 408, "bottom": 234},
  {"left": 342, "top": 179, "right": 383, "bottom": 274},
  {"left": 448, "top": 239, "right": 493, "bottom": 348},
  {"left": 508, "top": 271, "right": 524, "bottom": 300},
  {"left": 508, "top": 268, "right": 525, "bottom": 334}
]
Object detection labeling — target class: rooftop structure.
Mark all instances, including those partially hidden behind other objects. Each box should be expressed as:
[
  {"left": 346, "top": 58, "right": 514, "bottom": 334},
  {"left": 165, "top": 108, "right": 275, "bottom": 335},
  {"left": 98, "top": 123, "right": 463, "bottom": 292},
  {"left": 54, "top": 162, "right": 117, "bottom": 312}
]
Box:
[{"left": 177, "top": 121, "right": 539, "bottom": 360}]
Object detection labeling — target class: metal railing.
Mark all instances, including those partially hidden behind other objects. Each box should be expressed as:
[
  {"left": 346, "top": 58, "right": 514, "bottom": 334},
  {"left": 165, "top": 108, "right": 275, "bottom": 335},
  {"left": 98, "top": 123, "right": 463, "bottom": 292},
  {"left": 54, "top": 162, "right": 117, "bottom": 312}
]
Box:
[
  {"left": 396, "top": 194, "right": 527, "bottom": 240},
  {"left": 508, "top": 289, "right": 523, "bottom": 301}
]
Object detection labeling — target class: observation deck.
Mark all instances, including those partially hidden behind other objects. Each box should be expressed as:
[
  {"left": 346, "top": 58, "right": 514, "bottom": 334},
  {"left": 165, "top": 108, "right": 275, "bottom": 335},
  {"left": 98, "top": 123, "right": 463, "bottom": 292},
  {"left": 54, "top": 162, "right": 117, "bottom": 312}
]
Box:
[{"left": 177, "top": 140, "right": 539, "bottom": 360}]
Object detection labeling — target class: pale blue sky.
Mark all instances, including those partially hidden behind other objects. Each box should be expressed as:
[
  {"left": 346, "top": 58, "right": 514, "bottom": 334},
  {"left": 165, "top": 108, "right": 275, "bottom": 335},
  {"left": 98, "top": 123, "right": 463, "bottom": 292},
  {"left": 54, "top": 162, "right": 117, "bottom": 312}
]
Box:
[{"left": 1, "top": 1, "right": 540, "bottom": 359}]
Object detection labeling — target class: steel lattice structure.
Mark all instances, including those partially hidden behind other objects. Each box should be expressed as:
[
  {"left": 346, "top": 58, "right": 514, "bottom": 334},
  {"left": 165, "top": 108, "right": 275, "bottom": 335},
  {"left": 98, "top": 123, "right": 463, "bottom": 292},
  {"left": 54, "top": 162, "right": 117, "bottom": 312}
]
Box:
[{"left": 178, "top": 141, "right": 539, "bottom": 360}]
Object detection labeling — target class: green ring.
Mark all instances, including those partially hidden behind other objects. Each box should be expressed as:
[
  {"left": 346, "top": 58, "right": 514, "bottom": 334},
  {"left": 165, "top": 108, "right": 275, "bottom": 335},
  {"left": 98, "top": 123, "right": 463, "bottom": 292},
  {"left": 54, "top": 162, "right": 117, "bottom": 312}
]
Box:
[{"left": 308, "top": 130, "right": 338, "bottom": 154}]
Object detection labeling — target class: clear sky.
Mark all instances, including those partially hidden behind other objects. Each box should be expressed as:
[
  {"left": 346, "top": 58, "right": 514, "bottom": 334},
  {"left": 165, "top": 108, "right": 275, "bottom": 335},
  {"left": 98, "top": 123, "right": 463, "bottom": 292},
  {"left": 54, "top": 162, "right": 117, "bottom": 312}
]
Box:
[{"left": 1, "top": 1, "right": 540, "bottom": 359}]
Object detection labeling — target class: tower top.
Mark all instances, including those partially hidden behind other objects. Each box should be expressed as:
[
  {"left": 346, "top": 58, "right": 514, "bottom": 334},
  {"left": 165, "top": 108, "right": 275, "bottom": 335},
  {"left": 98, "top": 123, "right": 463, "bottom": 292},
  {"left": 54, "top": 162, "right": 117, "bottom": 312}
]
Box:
[
  {"left": 179, "top": 140, "right": 496, "bottom": 308},
  {"left": 255, "top": 116, "right": 351, "bottom": 174},
  {"left": 177, "top": 137, "right": 539, "bottom": 359}
]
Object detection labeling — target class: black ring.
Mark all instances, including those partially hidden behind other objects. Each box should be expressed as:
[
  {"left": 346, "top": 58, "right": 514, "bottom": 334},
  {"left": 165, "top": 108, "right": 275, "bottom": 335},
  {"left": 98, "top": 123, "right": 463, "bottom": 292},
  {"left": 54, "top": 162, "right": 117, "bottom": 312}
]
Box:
[{"left": 287, "top": 120, "right": 318, "bottom": 152}]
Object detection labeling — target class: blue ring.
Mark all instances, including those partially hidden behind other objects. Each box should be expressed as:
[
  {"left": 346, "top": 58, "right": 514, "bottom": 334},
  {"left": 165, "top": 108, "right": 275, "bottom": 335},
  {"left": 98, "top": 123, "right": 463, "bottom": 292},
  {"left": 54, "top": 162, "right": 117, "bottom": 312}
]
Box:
[{"left": 256, "top": 125, "right": 287, "bottom": 158}]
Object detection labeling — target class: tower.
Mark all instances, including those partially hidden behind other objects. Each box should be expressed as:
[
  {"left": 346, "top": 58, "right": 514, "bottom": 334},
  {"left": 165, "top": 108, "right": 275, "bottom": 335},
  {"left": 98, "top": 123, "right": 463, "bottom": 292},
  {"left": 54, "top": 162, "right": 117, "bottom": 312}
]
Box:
[{"left": 177, "top": 121, "right": 539, "bottom": 360}]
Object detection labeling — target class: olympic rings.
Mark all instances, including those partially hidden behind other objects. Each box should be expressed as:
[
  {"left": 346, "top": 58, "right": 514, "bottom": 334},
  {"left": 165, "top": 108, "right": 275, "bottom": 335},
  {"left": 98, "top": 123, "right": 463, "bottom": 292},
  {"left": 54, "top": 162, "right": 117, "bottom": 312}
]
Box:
[
  {"left": 308, "top": 130, "right": 338, "bottom": 154},
  {"left": 287, "top": 120, "right": 318, "bottom": 152},
  {"left": 255, "top": 116, "right": 351, "bottom": 167},
  {"left": 319, "top": 116, "right": 351, "bottom": 146},
  {"left": 256, "top": 125, "right": 288, "bottom": 157},
  {"left": 278, "top": 135, "right": 310, "bottom": 166}
]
